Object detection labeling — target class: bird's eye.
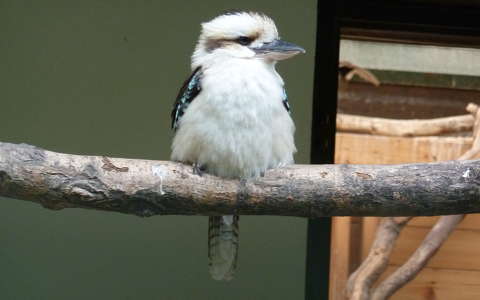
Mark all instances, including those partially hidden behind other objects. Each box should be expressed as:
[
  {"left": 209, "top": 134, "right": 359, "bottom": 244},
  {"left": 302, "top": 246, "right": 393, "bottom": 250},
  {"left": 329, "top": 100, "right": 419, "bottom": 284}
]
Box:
[{"left": 235, "top": 36, "right": 253, "bottom": 46}]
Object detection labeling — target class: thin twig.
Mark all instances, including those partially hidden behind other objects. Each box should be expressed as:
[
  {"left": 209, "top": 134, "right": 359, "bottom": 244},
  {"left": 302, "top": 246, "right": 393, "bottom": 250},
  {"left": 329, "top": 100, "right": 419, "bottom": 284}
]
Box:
[
  {"left": 339, "top": 61, "right": 381, "bottom": 86},
  {"left": 371, "top": 215, "right": 464, "bottom": 300},
  {"left": 346, "top": 217, "right": 412, "bottom": 300}
]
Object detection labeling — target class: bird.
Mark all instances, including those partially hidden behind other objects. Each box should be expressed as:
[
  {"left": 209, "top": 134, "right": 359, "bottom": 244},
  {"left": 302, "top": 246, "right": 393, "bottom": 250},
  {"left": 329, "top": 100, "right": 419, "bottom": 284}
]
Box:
[{"left": 170, "top": 11, "right": 305, "bottom": 281}]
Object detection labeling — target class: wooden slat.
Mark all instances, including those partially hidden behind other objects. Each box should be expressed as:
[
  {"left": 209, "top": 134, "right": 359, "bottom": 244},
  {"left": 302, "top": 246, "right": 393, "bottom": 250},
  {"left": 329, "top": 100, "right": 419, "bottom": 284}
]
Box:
[
  {"left": 391, "top": 283, "right": 480, "bottom": 300},
  {"left": 349, "top": 217, "right": 363, "bottom": 272},
  {"left": 380, "top": 266, "right": 480, "bottom": 300},
  {"left": 329, "top": 217, "right": 353, "bottom": 300},
  {"left": 389, "top": 226, "right": 480, "bottom": 270},
  {"left": 335, "top": 133, "right": 471, "bottom": 164},
  {"left": 409, "top": 214, "right": 480, "bottom": 231},
  {"left": 361, "top": 217, "right": 380, "bottom": 260},
  {"left": 342, "top": 28, "right": 480, "bottom": 51},
  {"left": 338, "top": 81, "right": 480, "bottom": 119},
  {"left": 333, "top": 126, "right": 477, "bottom": 299}
]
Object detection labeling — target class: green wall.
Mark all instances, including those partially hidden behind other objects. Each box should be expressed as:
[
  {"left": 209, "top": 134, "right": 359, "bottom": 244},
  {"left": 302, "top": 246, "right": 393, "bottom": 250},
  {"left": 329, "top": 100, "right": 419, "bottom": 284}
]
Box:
[{"left": 1, "top": 1, "right": 316, "bottom": 299}]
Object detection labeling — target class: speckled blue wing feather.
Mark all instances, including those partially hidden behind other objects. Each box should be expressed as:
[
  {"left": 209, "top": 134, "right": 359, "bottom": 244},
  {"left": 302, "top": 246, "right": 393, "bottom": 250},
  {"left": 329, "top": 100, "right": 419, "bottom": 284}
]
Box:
[{"left": 171, "top": 66, "right": 202, "bottom": 130}]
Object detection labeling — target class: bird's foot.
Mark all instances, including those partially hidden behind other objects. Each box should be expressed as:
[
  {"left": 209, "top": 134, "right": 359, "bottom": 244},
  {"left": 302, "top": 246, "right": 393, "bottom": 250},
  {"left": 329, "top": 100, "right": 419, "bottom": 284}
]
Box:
[{"left": 193, "top": 163, "right": 205, "bottom": 176}]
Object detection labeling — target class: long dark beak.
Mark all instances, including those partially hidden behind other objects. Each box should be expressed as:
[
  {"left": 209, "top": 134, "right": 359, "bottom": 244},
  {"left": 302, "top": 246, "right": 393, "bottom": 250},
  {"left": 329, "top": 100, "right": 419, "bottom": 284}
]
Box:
[{"left": 251, "top": 39, "right": 305, "bottom": 60}]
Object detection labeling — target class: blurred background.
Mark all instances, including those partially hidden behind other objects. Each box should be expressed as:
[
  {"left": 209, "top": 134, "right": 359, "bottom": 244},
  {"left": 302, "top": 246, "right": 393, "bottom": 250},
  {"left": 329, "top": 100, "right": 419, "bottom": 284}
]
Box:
[{"left": 0, "top": 1, "right": 316, "bottom": 299}]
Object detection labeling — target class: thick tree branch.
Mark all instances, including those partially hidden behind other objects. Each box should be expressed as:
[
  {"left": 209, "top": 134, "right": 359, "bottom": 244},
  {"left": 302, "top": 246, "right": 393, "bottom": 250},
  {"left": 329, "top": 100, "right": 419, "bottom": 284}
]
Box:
[{"left": 1, "top": 141, "right": 480, "bottom": 217}]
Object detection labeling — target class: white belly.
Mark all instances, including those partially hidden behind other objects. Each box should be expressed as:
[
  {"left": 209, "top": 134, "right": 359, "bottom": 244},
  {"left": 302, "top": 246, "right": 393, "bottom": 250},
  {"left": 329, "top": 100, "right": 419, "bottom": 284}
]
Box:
[{"left": 171, "top": 61, "right": 296, "bottom": 179}]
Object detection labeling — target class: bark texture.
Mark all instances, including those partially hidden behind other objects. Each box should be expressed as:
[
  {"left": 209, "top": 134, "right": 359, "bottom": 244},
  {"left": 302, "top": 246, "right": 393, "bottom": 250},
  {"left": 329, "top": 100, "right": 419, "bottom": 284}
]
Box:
[
  {"left": 337, "top": 113, "right": 474, "bottom": 137},
  {"left": 371, "top": 214, "right": 465, "bottom": 300},
  {"left": 1, "top": 141, "right": 480, "bottom": 217},
  {"left": 346, "top": 217, "right": 413, "bottom": 300},
  {"left": 345, "top": 103, "right": 480, "bottom": 299}
]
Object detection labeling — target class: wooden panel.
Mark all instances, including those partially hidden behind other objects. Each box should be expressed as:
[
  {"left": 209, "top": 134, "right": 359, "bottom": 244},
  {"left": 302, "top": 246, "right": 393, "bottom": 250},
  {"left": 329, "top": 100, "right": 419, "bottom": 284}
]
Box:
[
  {"left": 342, "top": 28, "right": 480, "bottom": 51},
  {"left": 349, "top": 217, "right": 363, "bottom": 272},
  {"left": 361, "top": 217, "right": 380, "bottom": 260},
  {"left": 389, "top": 226, "right": 480, "bottom": 270},
  {"left": 330, "top": 217, "right": 353, "bottom": 300},
  {"left": 335, "top": 133, "right": 471, "bottom": 164},
  {"left": 380, "top": 266, "right": 480, "bottom": 300},
  {"left": 338, "top": 81, "right": 480, "bottom": 119},
  {"left": 333, "top": 118, "right": 479, "bottom": 298},
  {"left": 410, "top": 214, "right": 480, "bottom": 231}
]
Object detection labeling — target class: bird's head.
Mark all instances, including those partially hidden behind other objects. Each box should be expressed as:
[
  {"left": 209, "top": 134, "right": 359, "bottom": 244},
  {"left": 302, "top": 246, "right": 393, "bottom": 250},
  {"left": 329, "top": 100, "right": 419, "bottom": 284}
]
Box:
[{"left": 192, "top": 11, "right": 305, "bottom": 67}]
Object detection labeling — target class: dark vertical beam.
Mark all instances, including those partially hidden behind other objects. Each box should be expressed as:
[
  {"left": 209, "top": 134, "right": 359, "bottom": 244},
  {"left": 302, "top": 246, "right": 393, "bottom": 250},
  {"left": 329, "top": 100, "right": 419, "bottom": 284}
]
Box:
[{"left": 305, "top": 0, "right": 341, "bottom": 299}]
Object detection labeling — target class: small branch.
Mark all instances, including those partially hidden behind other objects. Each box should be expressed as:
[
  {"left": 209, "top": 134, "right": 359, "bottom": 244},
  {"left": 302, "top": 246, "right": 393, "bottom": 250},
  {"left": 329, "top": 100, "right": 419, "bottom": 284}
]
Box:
[
  {"left": 346, "top": 217, "right": 412, "bottom": 300},
  {"left": 344, "top": 103, "right": 480, "bottom": 299},
  {"left": 2, "top": 142, "right": 480, "bottom": 217},
  {"left": 458, "top": 103, "right": 480, "bottom": 160},
  {"left": 337, "top": 113, "right": 474, "bottom": 137},
  {"left": 365, "top": 103, "right": 480, "bottom": 299},
  {"left": 339, "top": 61, "right": 381, "bottom": 86},
  {"left": 371, "top": 214, "right": 464, "bottom": 300}
]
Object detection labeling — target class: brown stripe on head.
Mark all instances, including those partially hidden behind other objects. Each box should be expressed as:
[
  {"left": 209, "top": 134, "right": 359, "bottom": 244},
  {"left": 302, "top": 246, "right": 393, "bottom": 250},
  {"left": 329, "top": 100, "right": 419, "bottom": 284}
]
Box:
[
  {"left": 191, "top": 11, "right": 279, "bottom": 66},
  {"left": 203, "top": 31, "right": 261, "bottom": 52}
]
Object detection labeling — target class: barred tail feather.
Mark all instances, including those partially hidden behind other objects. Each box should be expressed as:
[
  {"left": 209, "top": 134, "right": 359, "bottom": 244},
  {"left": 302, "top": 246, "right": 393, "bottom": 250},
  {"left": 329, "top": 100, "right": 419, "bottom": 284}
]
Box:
[{"left": 208, "top": 215, "right": 239, "bottom": 281}]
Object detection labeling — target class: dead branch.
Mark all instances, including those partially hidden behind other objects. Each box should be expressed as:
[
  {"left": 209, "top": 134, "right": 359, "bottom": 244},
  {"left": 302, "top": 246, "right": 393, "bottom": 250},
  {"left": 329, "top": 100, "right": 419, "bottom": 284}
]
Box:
[
  {"left": 345, "top": 103, "right": 480, "bottom": 300},
  {"left": 371, "top": 214, "right": 464, "bottom": 300},
  {"left": 346, "top": 217, "right": 412, "bottom": 300},
  {"left": 339, "top": 61, "right": 381, "bottom": 86},
  {"left": 2, "top": 142, "right": 480, "bottom": 217},
  {"left": 367, "top": 103, "right": 480, "bottom": 299},
  {"left": 458, "top": 103, "right": 480, "bottom": 160},
  {"left": 337, "top": 113, "right": 474, "bottom": 137}
]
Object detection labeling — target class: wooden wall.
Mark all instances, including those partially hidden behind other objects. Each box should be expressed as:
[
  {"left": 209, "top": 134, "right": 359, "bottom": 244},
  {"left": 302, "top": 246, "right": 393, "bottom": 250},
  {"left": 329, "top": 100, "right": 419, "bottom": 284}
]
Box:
[
  {"left": 330, "top": 80, "right": 480, "bottom": 299},
  {"left": 331, "top": 132, "right": 480, "bottom": 300}
]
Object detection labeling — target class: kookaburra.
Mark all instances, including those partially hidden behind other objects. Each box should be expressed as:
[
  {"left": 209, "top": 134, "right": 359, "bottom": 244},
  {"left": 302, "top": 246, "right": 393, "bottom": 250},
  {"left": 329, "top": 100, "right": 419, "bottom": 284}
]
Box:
[{"left": 171, "top": 11, "right": 304, "bottom": 281}]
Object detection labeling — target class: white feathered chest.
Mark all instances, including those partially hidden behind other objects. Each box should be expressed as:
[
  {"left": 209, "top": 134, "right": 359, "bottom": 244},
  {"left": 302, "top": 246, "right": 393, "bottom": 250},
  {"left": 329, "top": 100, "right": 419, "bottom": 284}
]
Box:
[{"left": 171, "top": 58, "right": 296, "bottom": 178}]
